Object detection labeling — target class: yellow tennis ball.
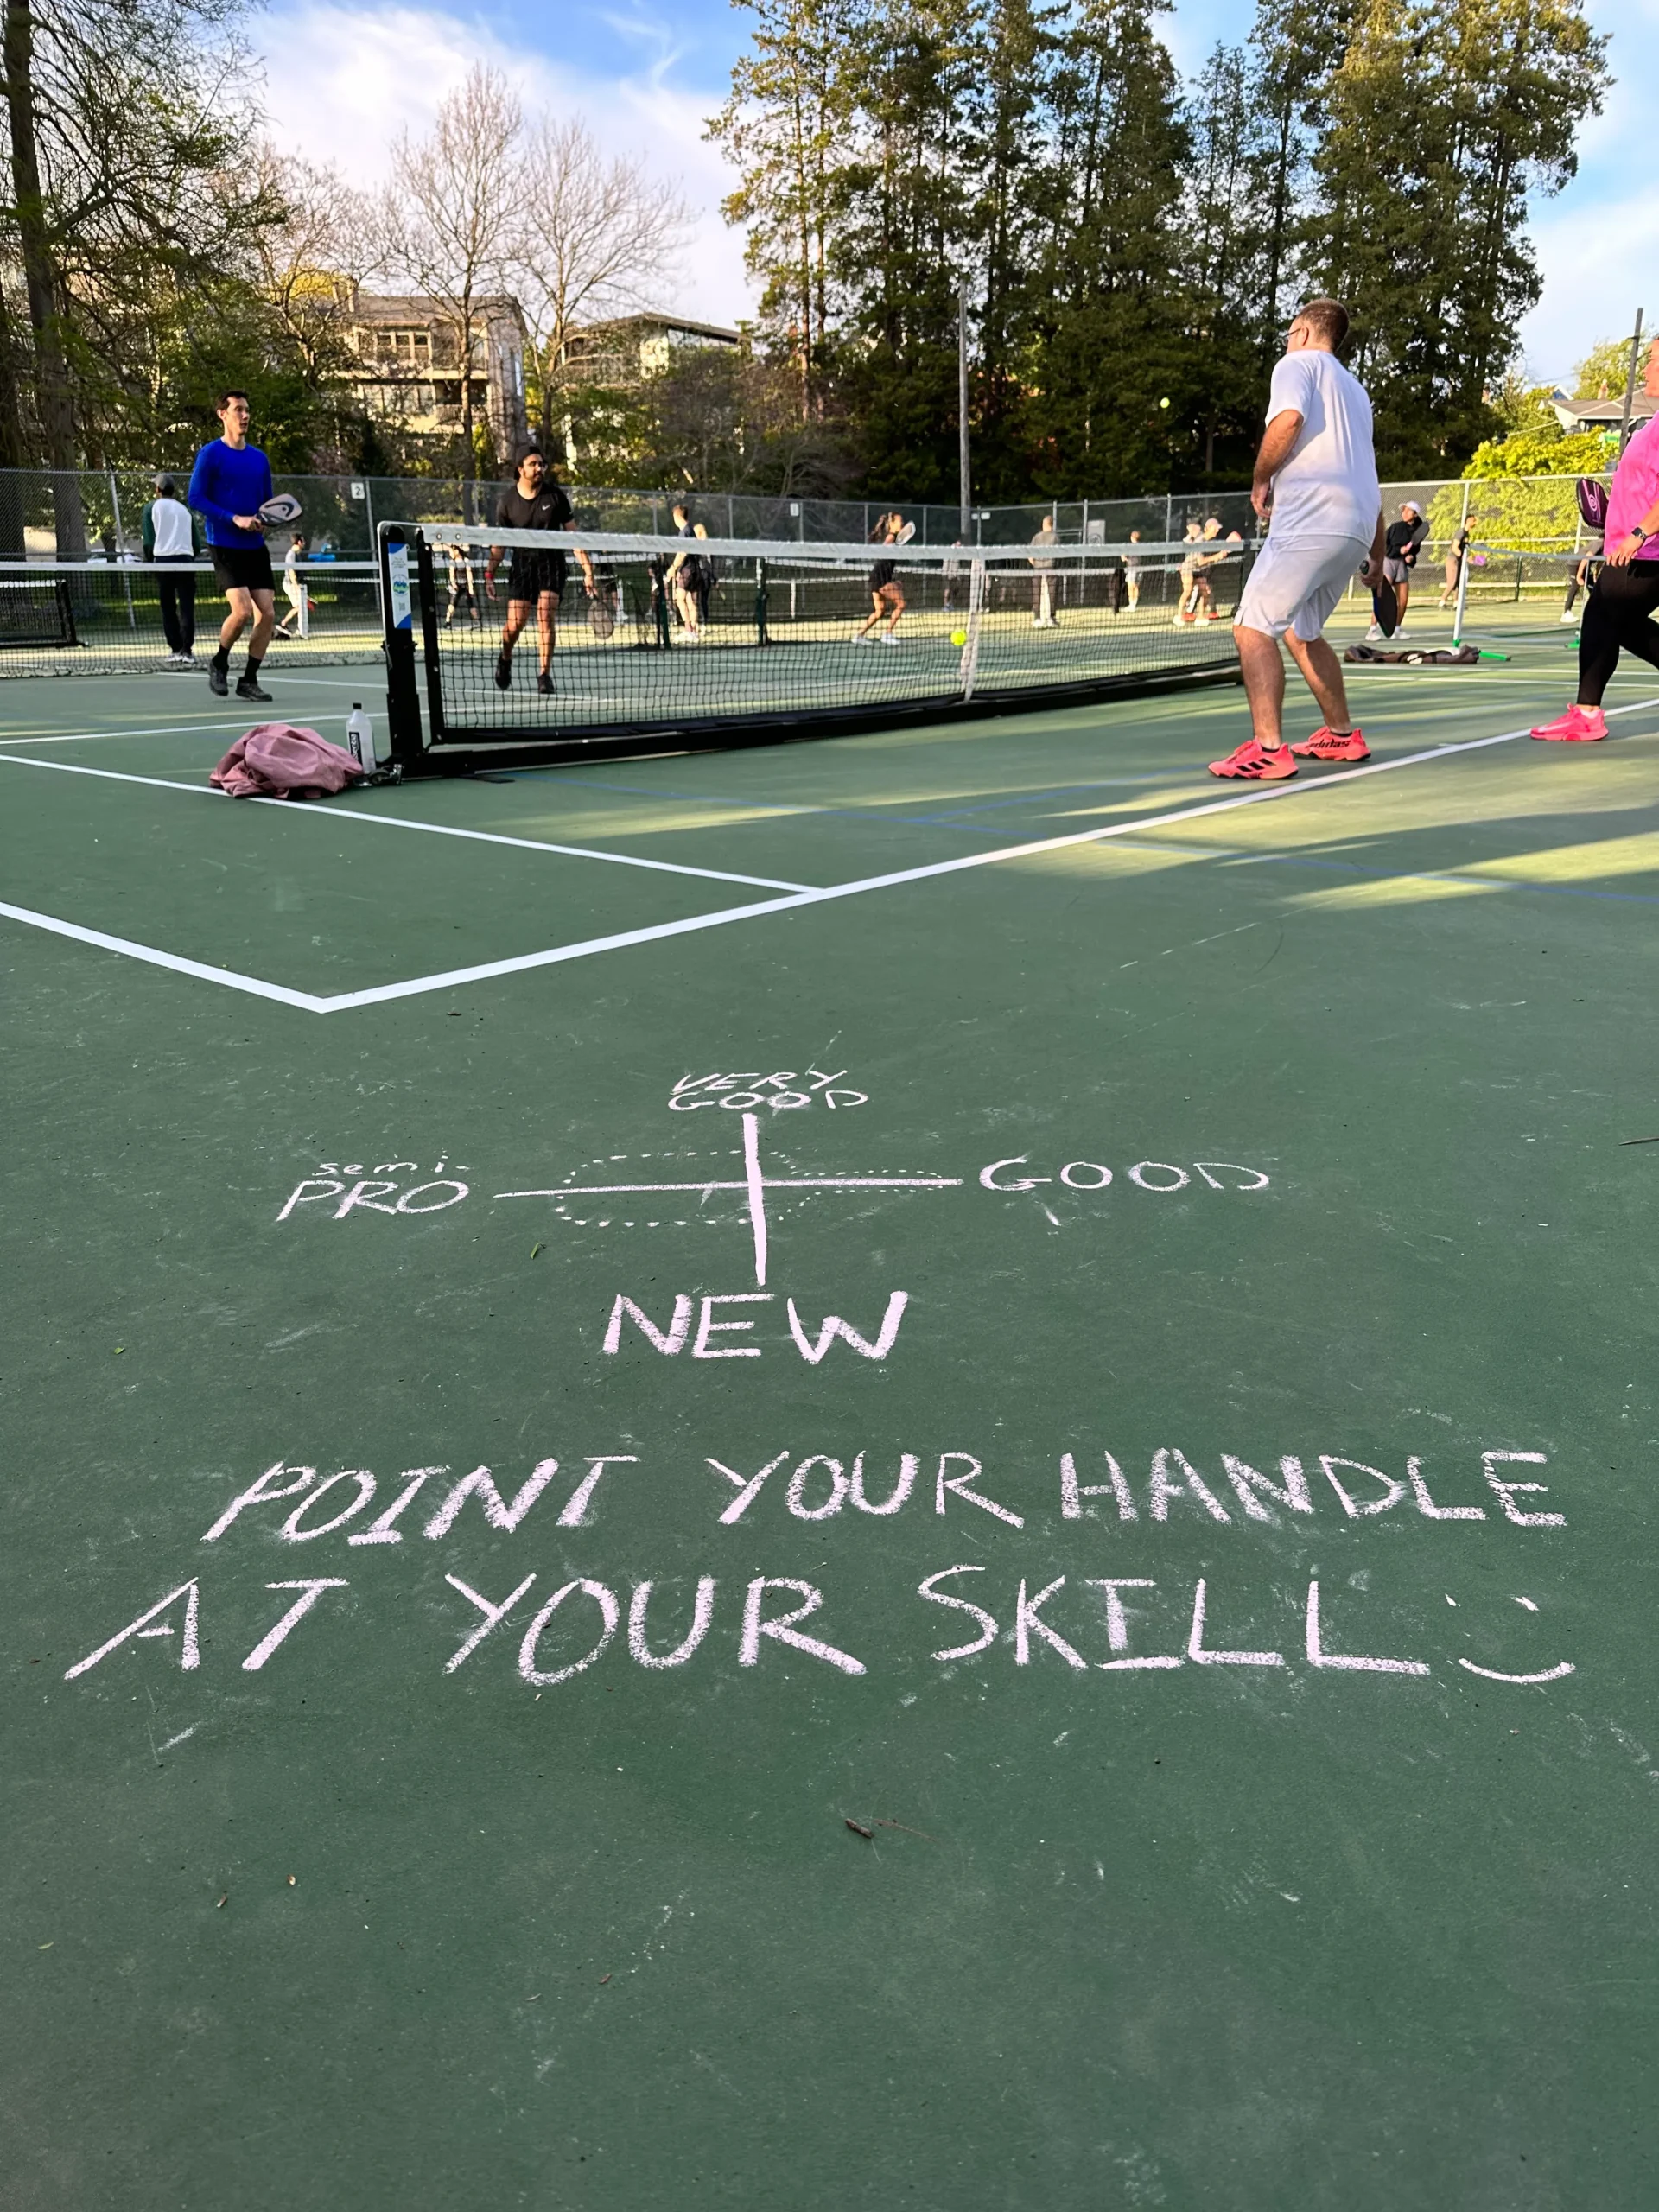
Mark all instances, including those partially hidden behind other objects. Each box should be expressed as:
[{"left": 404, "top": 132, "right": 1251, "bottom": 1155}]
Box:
[{"left": 950, "top": 628, "right": 968, "bottom": 647}]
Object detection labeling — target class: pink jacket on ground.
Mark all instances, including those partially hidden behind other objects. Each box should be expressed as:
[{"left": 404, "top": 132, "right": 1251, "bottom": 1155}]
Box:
[{"left": 210, "top": 724, "right": 365, "bottom": 800}]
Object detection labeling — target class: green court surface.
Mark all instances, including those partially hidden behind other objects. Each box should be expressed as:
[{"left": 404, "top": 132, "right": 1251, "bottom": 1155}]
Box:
[{"left": 5, "top": 631, "right": 1659, "bottom": 2209}]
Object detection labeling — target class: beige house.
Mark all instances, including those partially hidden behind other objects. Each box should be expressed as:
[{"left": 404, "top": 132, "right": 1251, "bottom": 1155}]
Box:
[
  {"left": 343, "top": 291, "right": 528, "bottom": 454},
  {"left": 553, "top": 312, "right": 741, "bottom": 470},
  {"left": 561, "top": 313, "right": 741, "bottom": 390}
]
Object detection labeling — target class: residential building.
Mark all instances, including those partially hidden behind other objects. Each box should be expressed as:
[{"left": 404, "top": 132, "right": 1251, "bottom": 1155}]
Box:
[
  {"left": 561, "top": 314, "right": 741, "bottom": 391},
  {"left": 342, "top": 290, "right": 528, "bottom": 454},
  {"left": 1550, "top": 340, "right": 1659, "bottom": 434}
]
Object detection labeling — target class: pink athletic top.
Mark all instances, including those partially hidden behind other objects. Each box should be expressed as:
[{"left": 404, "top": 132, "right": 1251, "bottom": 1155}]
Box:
[{"left": 1606, "top": 415, "right": 1659, "bottom": 557}]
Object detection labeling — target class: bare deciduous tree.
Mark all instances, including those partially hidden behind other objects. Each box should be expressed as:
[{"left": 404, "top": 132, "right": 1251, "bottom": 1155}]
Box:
[
  {"left": 511, "top": 118, "right": 691, "bottom": 456},
  {"left": 384, "top": 63, "right": 522, "bottom": 481},
  {"left": 251, "top": 150, "right": 379, "bottom": 382}
]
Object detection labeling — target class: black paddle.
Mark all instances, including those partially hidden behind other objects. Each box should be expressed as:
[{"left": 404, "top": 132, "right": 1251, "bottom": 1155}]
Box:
[{"left": 1370, "top": 565, "right": 1399, "bottom": 638}]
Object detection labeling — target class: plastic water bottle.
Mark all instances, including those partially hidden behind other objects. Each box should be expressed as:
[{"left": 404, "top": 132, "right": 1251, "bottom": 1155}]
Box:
[{"left": 346, "top": 702, "right": 376, "bottom": 772}]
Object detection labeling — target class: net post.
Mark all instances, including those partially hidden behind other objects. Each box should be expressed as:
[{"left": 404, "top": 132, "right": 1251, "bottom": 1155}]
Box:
[
  {"left": 1452, "top": 537, "right": 1472, "bottom": 645},
  {"left": 754, "top": 556, "right": 769, "bottom": 646},
  {"left": 379, "top": 521, "right": 425, "bottom": 772},
  {"left": 960, "top": 555, "right": 986, "bottom": 700}
]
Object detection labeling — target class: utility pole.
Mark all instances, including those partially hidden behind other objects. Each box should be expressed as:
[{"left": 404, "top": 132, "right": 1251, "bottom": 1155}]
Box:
[
  {"left": 1619, "top": 308, "right": 1646, "bottom": 453},
  {"left": 957, "top": 286, "right": 971, "bottom": 543}
]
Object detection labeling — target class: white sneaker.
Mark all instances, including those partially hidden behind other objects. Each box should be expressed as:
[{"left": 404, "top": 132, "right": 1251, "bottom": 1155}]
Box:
[
  {"left": 1365, "top": 624, "right": 1382, "bottom": 641},
  {"left": 855, "top": 632, "right": 872, "bottom": 645},
  {"left": 1393, "top": 626, "right": 1411, "bottom": 641},
  {"left": 881, "top": 631, "right": 899, "bottom": 644},
  {"left": 1559, "top": 611, "right": 1578, "bottom": 623}
]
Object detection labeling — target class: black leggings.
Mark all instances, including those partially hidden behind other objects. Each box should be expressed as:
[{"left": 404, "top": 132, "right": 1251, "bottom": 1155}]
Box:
[{"left": 1578, "top": 564, "right": 1659, "bottom": 707}]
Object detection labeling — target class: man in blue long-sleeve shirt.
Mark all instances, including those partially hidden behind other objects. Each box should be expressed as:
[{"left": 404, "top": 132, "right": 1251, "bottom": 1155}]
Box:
[{"left": 187, "top": 389, "right": 276, "bottom": 701}]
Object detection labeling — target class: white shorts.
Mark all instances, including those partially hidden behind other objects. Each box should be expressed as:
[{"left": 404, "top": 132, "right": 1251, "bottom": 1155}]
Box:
[{"left": 1235, "top": 534, "right": 1370, "bottom": 643}]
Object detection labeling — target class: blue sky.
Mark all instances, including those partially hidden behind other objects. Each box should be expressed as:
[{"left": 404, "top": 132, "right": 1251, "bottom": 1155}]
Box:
[{"left": 257, "top": 0, "right": 1656, "bottom": 384}]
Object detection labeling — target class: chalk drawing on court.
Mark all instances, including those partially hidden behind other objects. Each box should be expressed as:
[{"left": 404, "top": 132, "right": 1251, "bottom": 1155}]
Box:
[
  {"left": 498, "top": 1111, "right": 957, "bottom": 1287},
  {"left": 278, "top": 1161, "right": 471, "bottom": 1220},
  {"left": 669, "top": 1068, "right": 869, "bottom": 1112}
]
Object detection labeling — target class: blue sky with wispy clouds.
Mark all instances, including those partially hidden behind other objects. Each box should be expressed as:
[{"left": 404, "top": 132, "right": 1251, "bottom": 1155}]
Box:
[{"left": 257, "top": 0, "right": 1655, "bottom": 383}]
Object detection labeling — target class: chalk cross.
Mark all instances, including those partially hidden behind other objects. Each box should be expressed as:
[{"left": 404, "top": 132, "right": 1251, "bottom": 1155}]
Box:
[{"left": 497, "top": 1112, "right": 961, "bottom": 1287}]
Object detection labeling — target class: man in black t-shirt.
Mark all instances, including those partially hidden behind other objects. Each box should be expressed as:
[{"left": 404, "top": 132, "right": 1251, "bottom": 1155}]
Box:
[
  {"left": 1370, "top": 500, "right": 1428, "bottom": 640},
  {"left": 485, "top": 448, "right": 595, "bottom": 695}
]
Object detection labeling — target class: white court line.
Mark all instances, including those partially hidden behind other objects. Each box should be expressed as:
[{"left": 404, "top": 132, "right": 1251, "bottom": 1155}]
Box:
[
  {"left": 0, "top": 753, "right": 813, "bottom": 893},
  {"left": 4, "top": 696, "right": 1658, "bottom": 1013},
  {"left": 0, "top": 715, "right": 348, "bottom": 746},
  {"left": 0, "top": 901, "right": 327, "bottom": 1009}
]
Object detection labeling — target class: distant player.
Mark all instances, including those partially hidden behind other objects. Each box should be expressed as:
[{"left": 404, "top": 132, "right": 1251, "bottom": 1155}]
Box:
[
  {"left": 1124, "top": 530, "right": 1143, "bottom": 611},
  {"left": 1561, "top": 543, "right": 1599, "bottom": 623},
  {"left": 665, "top": 501, "right": 704, "bottom": 642},
  {"left": 442, "top": 540, "right": 481, "bottom": 627},
  {"left": 1173, "top": 520, "right": 1205, "bottom": 624},
  {"left": 1369, "top": 501, "right": 1427, "bottom": 639},
  {"left": 1438, "top": 522, "right": 1471, "bottom": 610},
  {"left": 1531, "top": 411, "right": 1659, "bottom": 743},
  {"left": 1028, "top": 515, "right": 1058, "bottom": 627},
  {"left": 485, "top": 446, "right": 594, "bottom": 696},
  {"left": 856, "top": 513, "right": 906, "bottom": 643},
  {"left": 187, "top": 389, "right": 276, "bottom": 701},
  {"left": 1210, "top": 298, "right": 1384, "bottom": 780},
  {"left": 141, "top": 473, "right": 200, "bottom": 667},
  {"left": 273, "top": 533, "right": 308, "bottom": 639}
]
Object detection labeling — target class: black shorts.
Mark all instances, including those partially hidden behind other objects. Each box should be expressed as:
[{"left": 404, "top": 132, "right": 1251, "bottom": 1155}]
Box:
[
  {"left": 212, "top": 543, "right": 274, "bottom": 594},
  {"left": 507, "top": 552, "right": 567, "bottom": 602}
]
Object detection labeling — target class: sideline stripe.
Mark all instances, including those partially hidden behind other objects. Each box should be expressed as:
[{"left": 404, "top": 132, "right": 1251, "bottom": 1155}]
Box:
[
  {"left": 3, "top": 696, "right": 1656, "bottom": 1014},
  {"left": 0, "top": 900, "right": 327, "bottom": 1010},
  {"left": 0, "top": 753, "right": 813, "bottom": 893},
  {"left": 0, "top": 715, "right": 349, "bottom": 747}
]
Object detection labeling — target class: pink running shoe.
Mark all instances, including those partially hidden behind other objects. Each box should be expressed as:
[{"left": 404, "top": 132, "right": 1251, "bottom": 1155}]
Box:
[
  {"left": 1289, "top": 726, "right": 1370, "bottom": 762},
  {"left": 1530, "top": 704, "right": 1606, "bottom": 743},
  {"left": 1208, "top": 738, "right": 1296, "bottom": 780}
]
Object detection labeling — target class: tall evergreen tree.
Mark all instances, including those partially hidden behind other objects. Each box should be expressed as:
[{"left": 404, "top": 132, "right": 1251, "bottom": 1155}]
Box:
[
  {"left": 1307, "top": 0, "right": 1609, "bottom": 472},
  {"left": 1014, "top": 0, "right": 1192, "bottom": 497},
  {"left": 706, "top": 0, "right": 855, "bottom": 418}
]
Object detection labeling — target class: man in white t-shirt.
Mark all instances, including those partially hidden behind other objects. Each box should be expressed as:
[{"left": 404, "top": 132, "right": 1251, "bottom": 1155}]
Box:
[{"left": 1209, "top": 298, "right": 1384, "bottom": 780}]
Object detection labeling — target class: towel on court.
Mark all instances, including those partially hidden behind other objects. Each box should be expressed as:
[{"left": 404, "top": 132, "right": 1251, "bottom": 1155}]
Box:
[
  {"left": 211, "top": 723, "right": 365, "bottom": 800},
  {"left": 1343, "top": 643, "right": 1481, "bottom": 665}
]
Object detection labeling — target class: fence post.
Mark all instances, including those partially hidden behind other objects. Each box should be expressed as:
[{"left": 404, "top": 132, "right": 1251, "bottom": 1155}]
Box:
[{"left": 108, "top": 469, "right": 137, "bottom": 630}]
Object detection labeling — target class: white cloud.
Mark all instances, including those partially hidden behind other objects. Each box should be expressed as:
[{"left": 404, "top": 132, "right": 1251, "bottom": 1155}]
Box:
[{"left": 250, "top": 1, "right": 757, "bottom": 326}]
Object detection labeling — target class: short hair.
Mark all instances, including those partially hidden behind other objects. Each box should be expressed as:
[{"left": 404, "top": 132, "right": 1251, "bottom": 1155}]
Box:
[
  {"left": 216, "top": 387, "right": 250, "bottom": 410},
  {"left": 1295, "top": 298, "right": 1350, "bottom": 349}
]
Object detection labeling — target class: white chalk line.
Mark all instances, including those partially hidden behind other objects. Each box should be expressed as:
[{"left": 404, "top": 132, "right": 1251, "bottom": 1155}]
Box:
[
  {"left": 0, "top": 752, "right": 813, "bottom": 893},
  {"left": 498, "top": 1113, "right": 964, "bottom": 1288},
  {"left": 496, "top": 1174, "right": 964, "bottom": 1196},
  {"left": 4, "top": 696, "right": 1657, "bottom": 1012}
]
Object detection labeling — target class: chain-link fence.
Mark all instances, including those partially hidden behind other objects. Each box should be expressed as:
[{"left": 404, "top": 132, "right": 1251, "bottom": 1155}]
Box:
[{"left": 0, "top": 465, "right": 1610, "bottom": 582}]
